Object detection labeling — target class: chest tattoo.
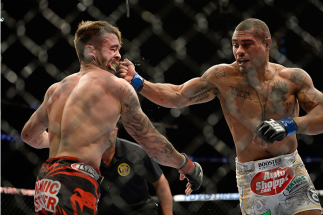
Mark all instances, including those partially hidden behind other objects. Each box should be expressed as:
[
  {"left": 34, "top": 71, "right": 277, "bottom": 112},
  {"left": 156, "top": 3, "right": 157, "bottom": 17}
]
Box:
[
  {"left": 271, "top": 80, "right": 288, "bottom": 103},
  {"left": 230, "top": 86, "right": 252, "bottom": 100}
]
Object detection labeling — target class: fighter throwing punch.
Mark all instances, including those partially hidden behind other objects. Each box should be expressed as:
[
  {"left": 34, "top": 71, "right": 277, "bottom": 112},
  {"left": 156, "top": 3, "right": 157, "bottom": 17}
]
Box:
[
  {"left": 124, "top": 18, "right": 323, "bottom": 214},
  {"left": 21, "top": 20, "right": 202, "bottom": 215}
]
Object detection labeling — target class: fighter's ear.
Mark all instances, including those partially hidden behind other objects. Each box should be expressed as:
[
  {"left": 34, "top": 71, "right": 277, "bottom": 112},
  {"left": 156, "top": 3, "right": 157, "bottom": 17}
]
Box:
[{"left": 84, "top": 45, "right": 96, "bottom": 62}]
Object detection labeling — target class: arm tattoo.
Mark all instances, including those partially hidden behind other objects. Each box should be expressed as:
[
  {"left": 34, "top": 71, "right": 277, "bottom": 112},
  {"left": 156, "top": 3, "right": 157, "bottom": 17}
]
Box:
[
  {"left": 187, "top": 84, "right": 212, "bottom": 103},
  {"left": 121, "top": 84, "right": 175, "bottom": 163},
  {"left": 290, "top": 69, "right": 317, "bottom": 111},
  {"left": 121, "top": 84, "right": 150, "bottom": 137}
]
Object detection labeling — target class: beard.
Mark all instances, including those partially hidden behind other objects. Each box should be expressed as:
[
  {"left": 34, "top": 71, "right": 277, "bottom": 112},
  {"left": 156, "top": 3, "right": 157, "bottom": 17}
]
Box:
[{"left": 96, "top": 51, "right": 116, "bottom": 75}]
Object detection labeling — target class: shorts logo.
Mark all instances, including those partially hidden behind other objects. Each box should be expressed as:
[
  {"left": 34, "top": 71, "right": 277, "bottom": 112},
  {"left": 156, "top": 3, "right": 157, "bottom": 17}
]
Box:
[
  {"left": 283, "top": 175, "right": 309, "bottom": 196},
  {"left": 71, "top": 188, "right": 98, "bottom": 214},
  {"left": 71, "top": 163, "right": 100, "bottom": 180},
  {"left": 250, "top": 167, "right": 294, "bottom": 196},
  {"left": 118, "top": 163, "right": 130, "bottom": 176},
  {"left": 256, "top": 158, "right": 282, "bottom": 171},
  {"left": 34, "top": 179, "right": 61, "bottom": 213}
]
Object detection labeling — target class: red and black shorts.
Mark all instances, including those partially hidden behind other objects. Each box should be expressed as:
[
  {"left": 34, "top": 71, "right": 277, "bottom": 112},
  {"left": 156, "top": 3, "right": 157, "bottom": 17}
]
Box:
[{"left": 34, "top": 156, "right": 102, "bottom": 215}]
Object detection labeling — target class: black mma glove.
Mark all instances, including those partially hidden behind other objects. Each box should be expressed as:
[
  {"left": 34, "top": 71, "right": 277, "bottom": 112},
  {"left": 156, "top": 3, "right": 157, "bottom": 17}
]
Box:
[
  {"left": 177, "top": 153, "right": 203, "bottom": 191},
  {"left": 255, "top": 117, "right": 298, "bottom": 144}
]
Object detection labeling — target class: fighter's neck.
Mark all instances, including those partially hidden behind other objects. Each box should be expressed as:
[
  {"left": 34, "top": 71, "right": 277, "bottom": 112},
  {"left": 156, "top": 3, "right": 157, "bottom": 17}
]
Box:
[
  {"left": 241, "top": 62, "right": 274, "bottom": 86},
  {"left": 79, "top": 63, "right": 115, "bottom": 75}
]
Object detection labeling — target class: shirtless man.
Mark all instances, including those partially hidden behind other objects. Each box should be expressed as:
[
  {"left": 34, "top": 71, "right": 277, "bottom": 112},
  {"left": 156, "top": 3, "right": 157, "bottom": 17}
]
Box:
[
  {"left": 125, "top": 18, "right": 323, "bottom": 215},
  {"left": 21, "top": 20, "right": 202, "bottom": 215}
]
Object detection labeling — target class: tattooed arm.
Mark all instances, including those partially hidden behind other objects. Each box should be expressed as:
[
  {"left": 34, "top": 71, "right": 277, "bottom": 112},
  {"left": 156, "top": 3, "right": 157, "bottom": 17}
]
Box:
[
  {"left": 119, "top": 82, "right": 185, "bottom": 168},
  {"left": 21, "top": 84, "right": 58, "bottom": 148},
  {"left": 290, "top": 69, "right": 323, "bottom": 135},
  {"left": 139, "top": 66, "right": 221, "bottom": 108}
]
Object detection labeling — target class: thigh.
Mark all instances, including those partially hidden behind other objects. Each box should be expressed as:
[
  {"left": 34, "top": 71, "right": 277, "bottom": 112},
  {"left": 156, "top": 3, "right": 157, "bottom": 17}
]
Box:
[
  {"left": 56, "top": 174, "right": 99, "bottom": 215},
  {"left": 35, "top": 173, "right": 99, "bottom": 215},
  {"left": 237, "top": 173, "right": 279, "bottom": 215},
  {"left": 279, "top": 163, "right": 322, "bottom": 215}
]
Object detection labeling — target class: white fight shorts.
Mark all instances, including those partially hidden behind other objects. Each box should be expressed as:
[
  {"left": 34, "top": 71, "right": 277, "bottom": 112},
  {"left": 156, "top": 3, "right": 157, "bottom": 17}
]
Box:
[{"left": 236, "top": 150, "right": 322, "bottom": 215}]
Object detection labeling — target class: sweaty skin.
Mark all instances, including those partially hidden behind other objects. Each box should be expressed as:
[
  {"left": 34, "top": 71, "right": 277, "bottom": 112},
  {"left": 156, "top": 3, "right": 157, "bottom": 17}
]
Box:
[
  {"left": 125, "top": 28, "right": 323, "bottom": 163},
  {"left": 21, "top": 33, "right": 185, "bottom": 169}
]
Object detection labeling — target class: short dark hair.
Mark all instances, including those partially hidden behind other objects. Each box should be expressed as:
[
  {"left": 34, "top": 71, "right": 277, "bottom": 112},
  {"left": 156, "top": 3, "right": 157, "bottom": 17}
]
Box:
[
  {"left": 235, "top": 18, "right": 271, "bottom": 43},
  {"left": 74, "top": 21, "right": 122, "bottom": 62}
]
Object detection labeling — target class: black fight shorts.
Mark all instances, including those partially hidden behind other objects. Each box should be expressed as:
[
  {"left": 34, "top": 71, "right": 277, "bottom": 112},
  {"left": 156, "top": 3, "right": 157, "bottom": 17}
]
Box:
[{"left": 34, "top": 156, "right": 102, "bottom": 215}]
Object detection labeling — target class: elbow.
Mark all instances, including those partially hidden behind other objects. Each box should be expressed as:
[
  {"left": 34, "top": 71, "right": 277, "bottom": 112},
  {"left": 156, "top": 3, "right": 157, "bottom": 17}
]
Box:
[
  {"left": 21, "top": 130, "right": 31, "bottom": 144},
  {"left": 21, "top": 129, "right": 38, "bottom": 148}
]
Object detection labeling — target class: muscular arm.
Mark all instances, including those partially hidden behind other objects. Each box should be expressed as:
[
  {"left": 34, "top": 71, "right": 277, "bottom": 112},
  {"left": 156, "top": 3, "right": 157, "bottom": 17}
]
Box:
[
  {"left": 21, "top": 84, "right": 57, "bottom": 148},
  {"left": 152, "top": 174, "right": 173, "bottom": 215},
  {"left": 290, "top": 69, "right": 323, "bottom": 135},
  {"left": 138, "top": 66, "right": 221, "bottom": 108},
  {"left": 119, "top": 82, "right": 184, "bottom": 168}
]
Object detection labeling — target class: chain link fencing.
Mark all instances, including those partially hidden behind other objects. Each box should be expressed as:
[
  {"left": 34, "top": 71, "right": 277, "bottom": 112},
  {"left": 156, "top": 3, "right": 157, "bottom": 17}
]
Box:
[{"left": 2, "top": 0, "right": 323, "bottom": 214}]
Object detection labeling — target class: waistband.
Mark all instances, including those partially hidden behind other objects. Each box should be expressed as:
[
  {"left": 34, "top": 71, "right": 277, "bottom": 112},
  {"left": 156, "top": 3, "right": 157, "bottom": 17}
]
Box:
[
  {"left": 236, "top": 150, "right": 299, "bottom": 174},
  {"left": 46, "top": 156, "right": 101, "bottom": 177}
]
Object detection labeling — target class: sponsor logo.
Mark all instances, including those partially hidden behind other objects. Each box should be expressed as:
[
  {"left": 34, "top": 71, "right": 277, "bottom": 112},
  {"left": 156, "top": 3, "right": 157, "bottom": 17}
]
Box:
[
  {"left": 267, "top": 119, "right": 285, "bottom": 132},
  {"left": 71, "top": 188, "right": 98, "bottom": 214},
  {"left": 40, "top": 162, "right": 59, "bottom": 174},
  {"left": 250, "top": 167, "right": 294, "bottom": 196},
  {"left": 34, "top": 179, "right": 61, "bottom": 213},
  {"left": 118, "top": 163, "right": 130, "bottom": 176},
  {"left": 283, "top": 175, "right": 309, "bottom": 196},
  {"left": 256, "top": 158, "right": 282, "bottom": 171},
  {"left": 71, "top": 163, "right": 99, "bottom": 180}
]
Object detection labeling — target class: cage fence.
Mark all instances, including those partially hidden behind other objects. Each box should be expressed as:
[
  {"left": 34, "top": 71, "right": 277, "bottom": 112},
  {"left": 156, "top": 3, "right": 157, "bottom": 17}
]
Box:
[{"left": 2, "top": 0, "right": 323, "bottom": 214}]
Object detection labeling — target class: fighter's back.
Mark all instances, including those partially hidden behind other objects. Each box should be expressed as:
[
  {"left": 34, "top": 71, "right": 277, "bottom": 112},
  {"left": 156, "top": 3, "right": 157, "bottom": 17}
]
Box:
[{"left": 47, "top": 69, "right": 121, "bottom": 167}]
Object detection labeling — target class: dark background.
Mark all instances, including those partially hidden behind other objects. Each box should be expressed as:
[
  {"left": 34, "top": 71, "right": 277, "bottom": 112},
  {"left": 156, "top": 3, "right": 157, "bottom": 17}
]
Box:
[{"left": 2, "top": 0, "right": 323, "bottom": 199}]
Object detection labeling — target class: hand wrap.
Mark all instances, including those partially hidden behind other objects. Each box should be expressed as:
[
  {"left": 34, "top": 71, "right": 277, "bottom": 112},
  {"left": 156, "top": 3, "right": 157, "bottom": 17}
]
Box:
[
  {"left": 130, "top": 73, "right": 144, "bottom": 92},
  {"left": 177, "top": 153, "right": 203, "bottom": 191}
]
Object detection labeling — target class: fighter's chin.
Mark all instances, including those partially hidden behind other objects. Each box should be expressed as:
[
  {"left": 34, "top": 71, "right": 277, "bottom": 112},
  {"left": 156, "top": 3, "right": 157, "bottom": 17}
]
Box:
[{"left": 239, "top": 66, "right": 248, "bottom": 75}]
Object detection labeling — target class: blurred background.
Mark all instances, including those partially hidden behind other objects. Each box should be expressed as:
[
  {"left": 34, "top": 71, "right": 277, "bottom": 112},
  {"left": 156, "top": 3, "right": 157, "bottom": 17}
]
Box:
[{"left": 1, "top": 0, "right": 323, "bottom": 214}]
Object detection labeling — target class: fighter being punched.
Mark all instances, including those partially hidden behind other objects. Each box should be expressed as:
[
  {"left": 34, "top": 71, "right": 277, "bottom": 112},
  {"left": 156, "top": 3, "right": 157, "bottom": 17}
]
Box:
[{"left": 21, "top": 20, "right": 202, "bottom": 215}]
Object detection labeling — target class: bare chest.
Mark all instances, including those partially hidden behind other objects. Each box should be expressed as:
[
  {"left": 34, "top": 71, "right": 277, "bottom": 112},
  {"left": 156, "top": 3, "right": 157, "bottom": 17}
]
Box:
[{"left": 218, "top": 79, "right": 297, "bottom": 122}]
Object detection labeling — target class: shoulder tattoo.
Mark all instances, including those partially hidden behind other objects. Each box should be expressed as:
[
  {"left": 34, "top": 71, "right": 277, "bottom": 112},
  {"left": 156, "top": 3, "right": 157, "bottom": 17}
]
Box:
[
  {"left": 213, "top": 66, "right": 226, "bottom": 79},
  {"left": 290, "top": 69, "right": 317, "bottom": 111},
  {"left": 290, "top": 69, "right": 305, "bottom": 83}
]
